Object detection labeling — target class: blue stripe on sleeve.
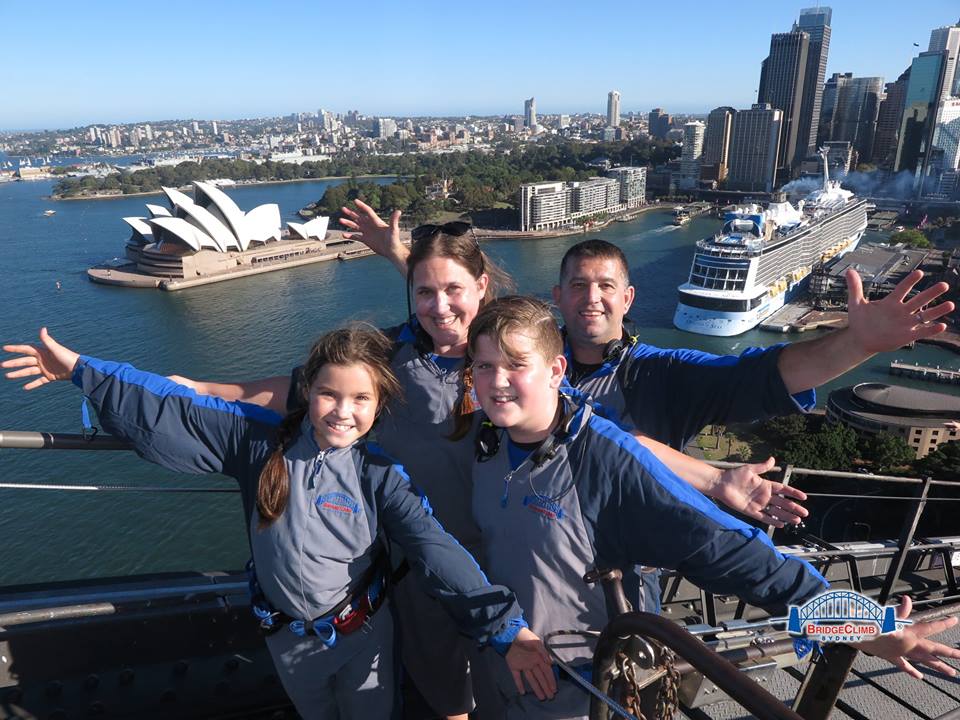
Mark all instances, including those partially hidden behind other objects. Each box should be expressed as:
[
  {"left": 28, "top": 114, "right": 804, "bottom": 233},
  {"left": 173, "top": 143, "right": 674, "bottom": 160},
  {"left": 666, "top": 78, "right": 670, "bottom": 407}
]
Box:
[
  {"left": 74, "top": 355, "right": 283, "bottom": 426},
  {"left": 365, "top": 442, "right": 497, "bottom": 588},
  {"left": 588, "top": 415, "right": 829, "bottom": 588}
]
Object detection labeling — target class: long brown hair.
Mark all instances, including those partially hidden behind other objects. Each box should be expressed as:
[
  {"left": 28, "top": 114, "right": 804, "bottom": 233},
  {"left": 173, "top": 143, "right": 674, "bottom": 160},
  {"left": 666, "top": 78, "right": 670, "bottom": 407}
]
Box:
[
  {"left": 256, "top": 325, "right": 402, "bottom": 526},
  {"left": 406, "top": 227, "right": 513, "bottom": 307}
]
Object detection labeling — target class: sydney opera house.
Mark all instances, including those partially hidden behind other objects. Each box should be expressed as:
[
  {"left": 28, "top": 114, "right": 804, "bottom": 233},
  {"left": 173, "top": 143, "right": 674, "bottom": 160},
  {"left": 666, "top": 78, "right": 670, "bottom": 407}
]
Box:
[{"left": 89, "top": 181, "right": 338, "bottom": 289}]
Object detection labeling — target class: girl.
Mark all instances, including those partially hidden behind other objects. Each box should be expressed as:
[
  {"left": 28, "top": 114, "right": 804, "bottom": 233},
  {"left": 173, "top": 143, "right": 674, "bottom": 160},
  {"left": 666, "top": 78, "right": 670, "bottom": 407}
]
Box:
[
  {"left": 166, "top": 212, "right": 510, "bottom": 720},
  {"left": 2, "top": 326, "right": 555, "bottom": 720}
]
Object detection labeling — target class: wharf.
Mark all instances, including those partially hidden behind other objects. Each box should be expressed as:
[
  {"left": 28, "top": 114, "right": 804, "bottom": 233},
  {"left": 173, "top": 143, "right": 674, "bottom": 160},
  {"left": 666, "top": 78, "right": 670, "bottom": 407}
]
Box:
[
  {"left": 889, "top": 360, "right": 960, "bottom": 385},
  {"left": 759, "top": 304, "right": 847, "bottom": 333}
]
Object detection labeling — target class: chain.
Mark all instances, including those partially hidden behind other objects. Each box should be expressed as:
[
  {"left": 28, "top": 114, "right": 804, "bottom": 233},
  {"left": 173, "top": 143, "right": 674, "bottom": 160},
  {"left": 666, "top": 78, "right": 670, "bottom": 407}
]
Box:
[
  {"left": 655, "top": 647, "right": 681, "bottom": 720},
  {"left": 615, "top": 649, "right": 643, "bottom": 718}
]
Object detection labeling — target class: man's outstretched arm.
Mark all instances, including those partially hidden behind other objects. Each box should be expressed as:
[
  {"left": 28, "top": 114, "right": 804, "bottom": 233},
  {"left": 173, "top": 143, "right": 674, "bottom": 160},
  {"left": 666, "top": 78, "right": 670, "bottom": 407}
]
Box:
[{"left": 778, "top": 268, "right": 953, "bottom": 394}]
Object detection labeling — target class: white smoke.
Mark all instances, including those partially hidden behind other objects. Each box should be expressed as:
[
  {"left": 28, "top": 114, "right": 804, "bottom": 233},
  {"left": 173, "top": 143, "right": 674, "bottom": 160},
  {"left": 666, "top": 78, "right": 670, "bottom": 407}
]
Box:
[
  {"left": 779, "top": 170, "right": 916, "bottom": 200},
  {"left": 842, "top": 170, "right": 915, "bottom": 200},
  {"left": 781, "top": 177, "right": 822, "bottom": 196}
]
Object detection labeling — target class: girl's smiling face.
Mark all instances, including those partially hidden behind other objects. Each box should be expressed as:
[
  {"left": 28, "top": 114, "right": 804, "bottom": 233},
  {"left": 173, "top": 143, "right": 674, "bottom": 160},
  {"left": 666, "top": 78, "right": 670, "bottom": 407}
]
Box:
[{"left": 308, "top": 362, "right": 379, "bottom": 449}]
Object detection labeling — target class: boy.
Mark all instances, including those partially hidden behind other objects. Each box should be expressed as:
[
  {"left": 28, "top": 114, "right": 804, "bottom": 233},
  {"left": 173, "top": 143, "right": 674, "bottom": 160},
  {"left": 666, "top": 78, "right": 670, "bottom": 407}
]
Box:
[{"left": 467, "top": 295, "right": 960, "bottom": 719}]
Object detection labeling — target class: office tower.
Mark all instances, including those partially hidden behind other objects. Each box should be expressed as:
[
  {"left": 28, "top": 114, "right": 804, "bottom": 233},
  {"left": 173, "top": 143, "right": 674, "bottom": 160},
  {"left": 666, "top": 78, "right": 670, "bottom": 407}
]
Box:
[
  {"left": 794, "top": 6, "right": 832, "bottom": 158},
  {"left": 211, "top": 121, "right": 218, "bottom": 136},
  {"left": 648, "top": 108, "right": 671, "bottom": 139},
  {"left": 929, "top": 22, "right": 960, "bottom": 99},
  {"left": 680, "top": 121, "right": 705, "bottom": 186},
  {"left": 726, "top": 104, "right": 783, "bottom": 192},
  {"left": 192, "top": 121, "right": 200, "bottom": 134},
  {"left": 932, "top": 98, "right": 960, "bottom": 173},
  {"left": 819, "top": 73, "right": 885, "bottom": 164},
  {"left": 758, "top": 30, "right": 809, "bottom": 173},
  {"left": 873, "top": 68, "right": 911, "bottom": 169},
  {"left": 524, "top": 97, "right": 537, "bottom": 128},
  {"left": 374, "top": 117, "right": 397, "bottom": 138},
  {"left": 818, "top": 72, "right": 851, "bottom": 144},
  {"left": 607, "top": 90, "right": 621, "bottom": 127},
  {"left": 894, "top": 51, "right": 947, "bottom": 175},
  {"left": 702, "top": 106, "right": 735, "bottom": 181}
]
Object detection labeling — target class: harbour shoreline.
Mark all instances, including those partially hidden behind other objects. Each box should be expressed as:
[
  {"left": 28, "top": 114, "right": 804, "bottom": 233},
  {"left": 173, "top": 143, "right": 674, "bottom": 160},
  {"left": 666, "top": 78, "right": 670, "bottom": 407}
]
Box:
[{"left": 51, "top": 174, "right": 398, "bottom": 201}]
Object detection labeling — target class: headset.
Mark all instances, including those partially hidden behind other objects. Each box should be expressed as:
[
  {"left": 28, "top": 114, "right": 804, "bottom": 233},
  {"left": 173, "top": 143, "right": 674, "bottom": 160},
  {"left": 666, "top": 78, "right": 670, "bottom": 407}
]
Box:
[{"left": 476, "top": 400, "right": 580, "bottom": 465}]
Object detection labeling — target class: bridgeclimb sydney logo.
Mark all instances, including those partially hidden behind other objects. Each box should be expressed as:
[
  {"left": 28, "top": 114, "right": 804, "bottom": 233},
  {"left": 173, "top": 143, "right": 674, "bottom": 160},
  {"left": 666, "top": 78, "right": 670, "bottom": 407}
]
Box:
[{"left": 787, "top": 589, "right": 911, "bottom": 644}]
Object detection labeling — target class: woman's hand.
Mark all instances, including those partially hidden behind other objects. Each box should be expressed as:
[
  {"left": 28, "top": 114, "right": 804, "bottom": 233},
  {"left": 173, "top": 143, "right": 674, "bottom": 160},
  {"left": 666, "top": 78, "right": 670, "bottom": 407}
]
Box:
[
  {"left": 2, "top": 327, "right": 80, "bottom": 390},
  {"left": 505, "top": 627, "right": 557, "bottom": 701},
  {"left": 339, "top": 199, "right": 409, "bottom": 274}
]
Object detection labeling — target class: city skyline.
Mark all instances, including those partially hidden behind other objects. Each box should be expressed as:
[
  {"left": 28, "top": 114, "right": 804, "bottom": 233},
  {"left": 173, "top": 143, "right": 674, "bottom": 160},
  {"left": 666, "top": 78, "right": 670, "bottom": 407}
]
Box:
[{"left": 2, "top": 0, "right": 958, "bottom": 131}]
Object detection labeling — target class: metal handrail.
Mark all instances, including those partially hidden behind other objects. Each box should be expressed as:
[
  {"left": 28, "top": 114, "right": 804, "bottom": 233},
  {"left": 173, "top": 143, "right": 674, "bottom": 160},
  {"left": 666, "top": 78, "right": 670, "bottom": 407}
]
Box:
[{"left": 589, "top": 611, "right": 803, "bottom": 720}]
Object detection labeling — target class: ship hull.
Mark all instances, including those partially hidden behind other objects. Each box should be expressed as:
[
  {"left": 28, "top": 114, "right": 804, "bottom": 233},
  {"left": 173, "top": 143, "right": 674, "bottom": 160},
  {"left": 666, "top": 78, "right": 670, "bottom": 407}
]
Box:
[{"left": 674, "top": 229, "right": 863, "bottom": 337}]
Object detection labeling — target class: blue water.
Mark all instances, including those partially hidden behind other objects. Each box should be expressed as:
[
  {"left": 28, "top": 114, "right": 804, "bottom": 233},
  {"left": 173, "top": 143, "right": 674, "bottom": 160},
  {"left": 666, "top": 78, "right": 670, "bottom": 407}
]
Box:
[{"left": 0, "top": 179, "right": 957, "bottom": 585}]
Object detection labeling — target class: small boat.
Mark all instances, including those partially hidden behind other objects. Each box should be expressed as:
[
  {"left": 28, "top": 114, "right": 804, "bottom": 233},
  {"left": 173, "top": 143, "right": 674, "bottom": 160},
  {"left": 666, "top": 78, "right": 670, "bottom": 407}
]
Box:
[{"left": 43, "top": 210, "right": 56, "bottom": 216}]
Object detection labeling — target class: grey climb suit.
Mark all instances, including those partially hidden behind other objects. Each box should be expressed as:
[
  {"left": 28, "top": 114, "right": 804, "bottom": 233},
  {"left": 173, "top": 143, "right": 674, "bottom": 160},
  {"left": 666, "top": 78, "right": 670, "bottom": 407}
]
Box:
[
  {"left": 472, "top": 390, "right": 828, "bottom": 719},
  {"left": 74, "top": 355, "right": 526, "bottom": 720},
  {"left": 287, "top": 319, "right": 490, "bottom": 717}
]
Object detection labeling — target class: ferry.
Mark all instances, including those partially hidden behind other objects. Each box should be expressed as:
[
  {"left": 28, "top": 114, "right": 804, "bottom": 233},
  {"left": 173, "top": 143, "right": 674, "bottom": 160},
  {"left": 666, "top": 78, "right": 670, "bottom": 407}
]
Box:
[
  {"left": 673, "top": 148, "right": 868, "bottom": 336},
  {"left": 673, "top": 206, "right": 690, "bottom": 226}
]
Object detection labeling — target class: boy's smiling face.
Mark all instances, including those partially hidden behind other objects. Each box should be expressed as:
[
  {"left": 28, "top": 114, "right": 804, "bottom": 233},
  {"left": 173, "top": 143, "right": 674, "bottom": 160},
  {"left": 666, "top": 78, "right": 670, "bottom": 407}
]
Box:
[{"left": 471, "top": 331, "right": 566, "bottom": 443}]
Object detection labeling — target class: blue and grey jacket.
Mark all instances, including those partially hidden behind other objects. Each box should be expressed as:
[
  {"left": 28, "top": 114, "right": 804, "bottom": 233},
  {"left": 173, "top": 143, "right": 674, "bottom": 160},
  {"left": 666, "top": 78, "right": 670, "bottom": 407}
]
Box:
[
  {"left": 472, "top": 389, "right": 828, "bottom": 663},
  {"left": 73, "top": 355, "right": 526, "bottom": 650},
  {"left": 288, "top": 318, "right": 481, "bottom": 555},
  {"left": 566, "top": 336, "right": 816, "bottom": 449}
]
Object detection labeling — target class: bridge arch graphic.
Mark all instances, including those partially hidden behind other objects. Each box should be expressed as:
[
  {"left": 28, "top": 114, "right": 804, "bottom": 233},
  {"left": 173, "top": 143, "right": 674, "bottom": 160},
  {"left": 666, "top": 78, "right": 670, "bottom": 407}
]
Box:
[{"left": 788, "top": 591, "right": 897, "bottom": 635}]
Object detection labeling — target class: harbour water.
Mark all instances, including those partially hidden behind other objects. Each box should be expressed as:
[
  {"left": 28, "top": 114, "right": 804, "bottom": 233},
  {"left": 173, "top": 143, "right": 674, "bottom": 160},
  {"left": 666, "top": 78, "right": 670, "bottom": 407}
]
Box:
[{"left": 1, "top": 178, "right": 957, "bottom": 586}]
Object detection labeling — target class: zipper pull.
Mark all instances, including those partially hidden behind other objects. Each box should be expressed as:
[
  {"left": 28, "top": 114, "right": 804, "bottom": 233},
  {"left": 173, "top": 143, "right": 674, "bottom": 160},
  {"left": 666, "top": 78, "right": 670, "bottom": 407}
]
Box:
[{"left": 500, "top": 471, "right": 515, "bottom": 509}]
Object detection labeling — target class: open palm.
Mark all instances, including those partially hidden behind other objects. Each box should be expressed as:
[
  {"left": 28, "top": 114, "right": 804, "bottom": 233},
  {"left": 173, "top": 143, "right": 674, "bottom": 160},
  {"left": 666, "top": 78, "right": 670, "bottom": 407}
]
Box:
[{"left": 2, "top": 327, "right": 80, "bottom": 390}]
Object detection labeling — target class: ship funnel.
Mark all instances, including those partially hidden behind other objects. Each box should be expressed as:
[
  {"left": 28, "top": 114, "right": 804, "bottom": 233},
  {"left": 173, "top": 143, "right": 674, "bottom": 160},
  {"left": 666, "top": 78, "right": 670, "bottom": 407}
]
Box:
[{"left": 818, "top": 146, "right": 830, "bottom": 190}]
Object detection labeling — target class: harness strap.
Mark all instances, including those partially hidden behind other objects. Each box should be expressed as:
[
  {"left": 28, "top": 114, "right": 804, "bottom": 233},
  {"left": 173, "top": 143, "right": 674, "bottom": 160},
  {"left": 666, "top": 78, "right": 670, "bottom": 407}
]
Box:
[{"left": 246, "top": 549, "right": 392, "bottom": 644}]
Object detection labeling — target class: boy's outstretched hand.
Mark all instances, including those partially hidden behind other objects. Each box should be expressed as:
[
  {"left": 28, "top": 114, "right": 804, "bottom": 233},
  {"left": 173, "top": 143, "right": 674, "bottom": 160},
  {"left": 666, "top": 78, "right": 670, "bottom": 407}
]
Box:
[
  {"left": 855, "top": 595, "right": 960, "bottom": 679},
  {"left": 2, "top": 327, "right": 79, "bottom": 390},
  {"left": 506, "top": 627, "right": 557, "bottom": 701}
]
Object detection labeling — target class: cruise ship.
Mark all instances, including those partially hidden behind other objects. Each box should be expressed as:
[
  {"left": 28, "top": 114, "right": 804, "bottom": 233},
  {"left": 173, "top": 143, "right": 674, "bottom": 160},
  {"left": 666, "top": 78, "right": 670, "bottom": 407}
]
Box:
[{"left": 673, "top": 149, "right": 868, "bottom": 336}]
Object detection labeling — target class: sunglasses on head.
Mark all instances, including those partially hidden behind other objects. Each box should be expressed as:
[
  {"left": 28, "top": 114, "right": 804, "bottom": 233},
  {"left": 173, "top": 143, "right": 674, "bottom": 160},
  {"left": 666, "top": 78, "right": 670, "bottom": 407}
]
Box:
[{"left": 411, "top": 221, "right": 473, "bottom": 241}]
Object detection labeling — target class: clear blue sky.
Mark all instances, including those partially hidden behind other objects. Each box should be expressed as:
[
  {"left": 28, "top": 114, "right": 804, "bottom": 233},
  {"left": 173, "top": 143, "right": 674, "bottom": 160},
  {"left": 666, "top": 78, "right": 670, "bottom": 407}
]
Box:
[{"left": 1, "top": 0, "right": 957, "bottom": 131}]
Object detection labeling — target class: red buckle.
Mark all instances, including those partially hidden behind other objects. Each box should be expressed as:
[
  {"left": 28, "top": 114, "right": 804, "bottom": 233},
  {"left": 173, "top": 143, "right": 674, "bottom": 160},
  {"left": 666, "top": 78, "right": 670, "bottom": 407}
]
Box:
[{"left": 333, "top": 596, "right": 370, "bottom": 634}]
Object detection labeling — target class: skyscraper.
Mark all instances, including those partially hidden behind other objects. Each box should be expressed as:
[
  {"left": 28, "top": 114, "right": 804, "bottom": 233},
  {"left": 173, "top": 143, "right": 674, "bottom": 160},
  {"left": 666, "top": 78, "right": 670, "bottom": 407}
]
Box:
[
  {"left": 929, "top": 22, "right": 960, "bottom": 99},
  {"left": 794, "top": 7, "right": 832, "bottom": 159},
  {"left": 607, "top": 90, "right": 621, "bottom": 128},
  {"left": 680, "top": 121, "right": 705, "bottom": 187},
  {"left": 648, "top": 108, "right": 671, "bottom": 139},
  {"left": 727, "top": 104, "right": 783, "bottom": 193},
  {"left": 894, "top": 51, "right": 947, "bottom": 176},
  {"left": 702, "top": 107, "right": 735, "bottom": 182},
  {"left": 758, "top": 30, "right": 809, "bottom": 174},
  {"left": 873, "top": 68, "right": 911, "bottom": 169},
  {"left": 524, "top": 98, "right": 537, "bottom": 128},
  {"left": 819, "top": 73, "right": 885, "bottom": 164}
]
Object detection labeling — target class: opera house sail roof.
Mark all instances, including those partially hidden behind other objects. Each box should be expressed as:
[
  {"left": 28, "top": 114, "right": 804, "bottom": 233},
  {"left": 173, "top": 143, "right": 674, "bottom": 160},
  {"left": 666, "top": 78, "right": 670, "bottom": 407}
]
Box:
[{"left": 122, "top": 181, "right": 291, "bottom": 253}]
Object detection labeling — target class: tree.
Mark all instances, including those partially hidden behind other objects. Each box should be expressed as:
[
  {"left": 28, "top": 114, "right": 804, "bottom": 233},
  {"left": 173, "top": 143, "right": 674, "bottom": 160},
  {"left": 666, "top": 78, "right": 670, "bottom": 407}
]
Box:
[
  {"left": 758, "top": 414, "right": 809, "bottom": 448},
  {"left": 860, "top": 432, "right": 915, "bottom": 472},
  {"left": 913, "top": 441, "right": 960, "bottom": 481},
  {"left": 890, "top": 229, "right": 931, "bottom": 248},
  {"left": 783, "top": 420, "right": 858, "bottom": 470}
]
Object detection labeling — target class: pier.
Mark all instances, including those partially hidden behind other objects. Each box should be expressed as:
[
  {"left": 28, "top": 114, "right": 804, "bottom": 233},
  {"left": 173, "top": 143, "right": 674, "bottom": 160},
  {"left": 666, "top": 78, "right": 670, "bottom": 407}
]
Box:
[{"left": 889, "top": 361, "right": 960, "bottom": 385}]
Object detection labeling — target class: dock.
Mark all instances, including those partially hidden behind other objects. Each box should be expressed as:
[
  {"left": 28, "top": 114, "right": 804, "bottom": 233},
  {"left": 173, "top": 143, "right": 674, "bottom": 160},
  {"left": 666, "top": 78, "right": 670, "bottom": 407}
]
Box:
[
  {"left": 759, "top": 304, "right": 847, "bottom": 333},
  {"left": 889, "top": 360, "right": 960, "bottom": 385}
]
